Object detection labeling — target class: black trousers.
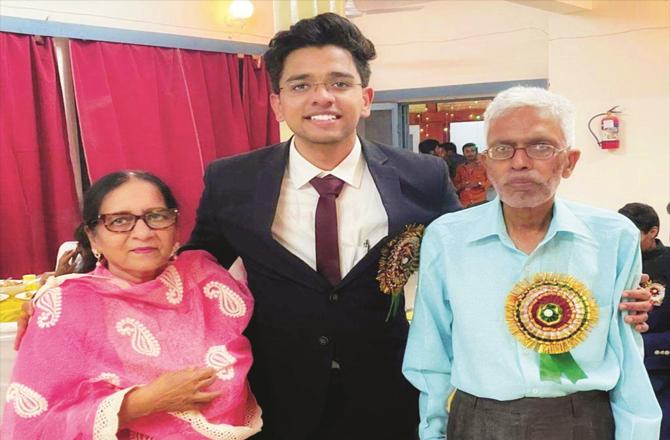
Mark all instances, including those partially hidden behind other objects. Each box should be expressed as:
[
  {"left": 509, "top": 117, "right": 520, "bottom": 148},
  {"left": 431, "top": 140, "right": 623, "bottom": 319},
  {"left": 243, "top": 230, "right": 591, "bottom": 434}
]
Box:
[
  {"left": 311, "top": 368, "right": 419, "bottom": 440},
  {"left": 447, "top": 390, "right": 614, "bottom": 440}
]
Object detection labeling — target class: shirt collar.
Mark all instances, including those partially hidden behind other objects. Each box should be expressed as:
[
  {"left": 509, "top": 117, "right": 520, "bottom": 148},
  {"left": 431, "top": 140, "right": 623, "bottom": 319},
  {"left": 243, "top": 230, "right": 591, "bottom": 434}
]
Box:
[
  {"left": 466, "top": 197, "right": 595, "bottom": 244},
  {"left": 287, "top": 137, "right": 365, "bottom": 189}
]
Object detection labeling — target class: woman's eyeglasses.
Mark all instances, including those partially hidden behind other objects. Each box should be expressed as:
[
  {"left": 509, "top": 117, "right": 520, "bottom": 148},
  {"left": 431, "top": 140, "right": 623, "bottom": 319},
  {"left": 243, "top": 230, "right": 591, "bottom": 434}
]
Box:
[{"left": 92, "top": 208, "right": 179, "bottom": 232}]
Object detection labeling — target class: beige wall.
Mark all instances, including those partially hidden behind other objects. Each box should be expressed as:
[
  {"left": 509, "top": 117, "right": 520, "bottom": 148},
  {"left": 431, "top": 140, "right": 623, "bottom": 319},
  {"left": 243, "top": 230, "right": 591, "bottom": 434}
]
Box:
[
  {"left": 0, "top": 0, "right": 275, "bottom": 44},
  {"left": 355, "top": 0, "right": 669, "bottom": 235},
  {"left": 353, "top": 0, "right": 550, "bottom": 90}
]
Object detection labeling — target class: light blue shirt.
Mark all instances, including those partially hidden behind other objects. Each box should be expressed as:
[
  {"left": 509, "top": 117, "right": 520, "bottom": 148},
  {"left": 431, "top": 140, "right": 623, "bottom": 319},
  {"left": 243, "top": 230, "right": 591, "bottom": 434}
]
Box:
[{"left": 403, "top": 198, "right": 661, "bottom": 440}]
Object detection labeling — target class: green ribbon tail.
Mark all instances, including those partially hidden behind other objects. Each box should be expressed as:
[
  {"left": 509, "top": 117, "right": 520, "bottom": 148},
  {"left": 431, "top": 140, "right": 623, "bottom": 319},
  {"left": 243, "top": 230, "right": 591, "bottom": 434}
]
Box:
[
  {"left": 540, "top": 352, "right": 588, "bottom": 384},
  {"left": 552, "top": 352, "right": 588, "bottom": 383},
  {"left": 539, "top": 353, "right": 562, "bottom": 383},
  {"left": 385, "top": 293, "right": 401, "bottom": 322}
]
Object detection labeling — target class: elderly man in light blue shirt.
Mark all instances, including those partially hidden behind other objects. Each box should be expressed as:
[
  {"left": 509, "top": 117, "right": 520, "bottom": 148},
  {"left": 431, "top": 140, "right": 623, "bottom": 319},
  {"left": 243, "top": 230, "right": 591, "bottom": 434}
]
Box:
[{"left": 403, "top": 86, "right": 661, "bottom": 440}]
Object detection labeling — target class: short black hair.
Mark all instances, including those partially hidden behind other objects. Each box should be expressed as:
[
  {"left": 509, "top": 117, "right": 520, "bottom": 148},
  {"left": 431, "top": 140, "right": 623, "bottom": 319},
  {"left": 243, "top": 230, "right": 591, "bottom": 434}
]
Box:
[
  {"left": 463, "top": 142, "right": 477, "bottom": 152},
  {"left": 75, "top": 170, "right": 178, "bottom": 272},
  {"left": 418, "top": 139, "right": 440, "bottom": 155},
  {"left": 441, "top": 142, "right": 457, "bottom": 153},
  {"left": 618, "top": 202, "right": 659, "bottom": 233},
  {"left": 264, "top": 13, "right": 377, "bottom": 93}
]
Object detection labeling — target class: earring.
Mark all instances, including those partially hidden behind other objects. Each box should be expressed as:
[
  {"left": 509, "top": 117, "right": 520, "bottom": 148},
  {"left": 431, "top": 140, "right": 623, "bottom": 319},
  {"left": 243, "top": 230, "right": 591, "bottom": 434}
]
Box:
[
  {"left": 92, "top": 249, "right": 103, "bottom": 263},
  {"left": 170, "top": 242, "right": 180, "bottom": 261}
]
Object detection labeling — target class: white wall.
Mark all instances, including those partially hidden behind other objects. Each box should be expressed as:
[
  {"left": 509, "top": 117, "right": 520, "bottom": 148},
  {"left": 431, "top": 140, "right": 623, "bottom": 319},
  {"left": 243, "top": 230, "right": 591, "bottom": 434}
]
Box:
[{"left": 354, "top": 0, "right": 670, "bottom": 235}]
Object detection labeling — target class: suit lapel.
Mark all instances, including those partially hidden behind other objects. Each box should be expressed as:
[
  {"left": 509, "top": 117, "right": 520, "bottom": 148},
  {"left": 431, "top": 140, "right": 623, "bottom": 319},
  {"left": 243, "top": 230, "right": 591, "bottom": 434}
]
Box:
[
  {"left": 338, "top": 141, "right": 410, "bottom": 287},
  {"left": 251, "top": 140, "right": 329, "bottom": 290}
]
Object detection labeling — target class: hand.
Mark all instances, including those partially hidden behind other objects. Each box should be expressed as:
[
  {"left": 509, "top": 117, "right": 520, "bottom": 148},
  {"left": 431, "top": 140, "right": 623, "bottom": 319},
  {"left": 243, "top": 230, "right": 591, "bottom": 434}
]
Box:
[
  {"left": 55, "top": 248, "right": 80, "bottom": 276},
  {"left": 618, "top": 274, "right": 652, "bottom": 333},
  {"left": 14, "top": 301, "right": 34, "bottom": 351},
  {"left": 119, "top": 367, "right": 221, "bottom": 426}
]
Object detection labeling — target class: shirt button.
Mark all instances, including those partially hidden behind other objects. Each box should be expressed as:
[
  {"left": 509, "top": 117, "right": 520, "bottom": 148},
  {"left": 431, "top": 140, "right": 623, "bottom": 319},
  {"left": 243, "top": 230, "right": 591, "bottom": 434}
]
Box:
[
  {"left": 318, "top": 336, "right": 330, "bottom": 346},
  {"left": 655, "top": 350, "right": 661, "bottom": 355},
  {"left": 531, "top": 388, "right": 539, "bottom": 394},
  {"left": 329, "top": 293, "right": 339, "bottom": 302}
]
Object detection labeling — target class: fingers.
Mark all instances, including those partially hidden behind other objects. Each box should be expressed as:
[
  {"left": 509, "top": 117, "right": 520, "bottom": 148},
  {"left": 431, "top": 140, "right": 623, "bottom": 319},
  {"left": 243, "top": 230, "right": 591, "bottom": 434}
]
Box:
[
  {"left": 624, "top": 312, "right": 649, "bottom": 325},
  {"left": 635, "top": 323, "right": 650, "bottom": 333},
  {"left": 619, "top": 299, "right": 653, "bottom": 313},
  {"left": 192, "top": 390, "right": 222, "bottom": 403},
  {"left": 622, "top": 288, "right": 652, "bottom": 302},
  {"left": 640, "top": 273, "right": 650, "bottom": 284},
  {"left": 197, "top": 373, "right": 218, "bottom": 389}
]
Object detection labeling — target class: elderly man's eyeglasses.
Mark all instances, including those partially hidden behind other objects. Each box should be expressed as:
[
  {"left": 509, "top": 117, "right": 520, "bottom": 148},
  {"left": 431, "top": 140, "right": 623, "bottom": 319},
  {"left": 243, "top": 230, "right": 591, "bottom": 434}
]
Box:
[
  {"left": 92, "top": 208, "right": 179, "bottom": 232},
  {"left": 279, "top": 80, "right": 363, "bottom": 96},
  {"left": 485, "top": 143, "right": 569, "bottom": 160}
]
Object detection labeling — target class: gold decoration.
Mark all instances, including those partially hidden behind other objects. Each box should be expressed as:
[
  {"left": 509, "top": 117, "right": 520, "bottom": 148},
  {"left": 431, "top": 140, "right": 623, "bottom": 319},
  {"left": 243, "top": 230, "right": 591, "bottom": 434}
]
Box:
[
  {"left": 377, "top": 224, "right": 425, "bottom": 321},
  {"left": 505, "top": 273, "right": 599, "bottom": 355},
  {"left": 643, "top": 280, "right": 666, "bottom": 307}
]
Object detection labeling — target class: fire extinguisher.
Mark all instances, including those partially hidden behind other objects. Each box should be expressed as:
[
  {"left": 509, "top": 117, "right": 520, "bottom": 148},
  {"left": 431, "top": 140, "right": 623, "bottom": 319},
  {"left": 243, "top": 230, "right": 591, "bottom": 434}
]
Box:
[{"left": 588, "top": 106, "right": 621, "bottom": 150}]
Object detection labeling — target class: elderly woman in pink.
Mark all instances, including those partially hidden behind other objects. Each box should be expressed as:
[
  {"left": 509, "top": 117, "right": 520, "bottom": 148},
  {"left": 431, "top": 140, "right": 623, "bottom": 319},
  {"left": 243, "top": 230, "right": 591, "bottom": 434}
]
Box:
[{"left": 1, "top": 171, "right": 261, "bottom": 439}]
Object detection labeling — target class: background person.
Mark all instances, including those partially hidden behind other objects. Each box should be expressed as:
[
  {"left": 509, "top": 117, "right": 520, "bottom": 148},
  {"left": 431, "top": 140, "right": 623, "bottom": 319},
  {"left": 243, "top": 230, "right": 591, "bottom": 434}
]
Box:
[
  {"left": 619, "top": 202, "right": 670, "bottom": 439},
  {"left": 452, "top": 142, "right": 491, "bottom": 207},
  {"left": 2, "top": 171, "right": 261, "bottom": 439}
]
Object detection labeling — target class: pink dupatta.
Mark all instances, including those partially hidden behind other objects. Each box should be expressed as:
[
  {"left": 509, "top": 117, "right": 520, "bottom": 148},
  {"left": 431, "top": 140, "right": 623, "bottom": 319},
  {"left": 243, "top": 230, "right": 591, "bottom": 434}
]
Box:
[{"left": 1, "top": 250, "right": 261, "bottom": 439}]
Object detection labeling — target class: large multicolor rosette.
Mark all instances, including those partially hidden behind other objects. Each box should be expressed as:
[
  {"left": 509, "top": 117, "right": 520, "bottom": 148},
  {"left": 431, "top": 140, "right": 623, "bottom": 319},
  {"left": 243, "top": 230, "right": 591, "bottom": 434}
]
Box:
[
  {"left": 377, "top": 224, "right": 425, "bottom": 322},
  {"left": 505, "top": 273, "right": 598, "bottom": 383}
]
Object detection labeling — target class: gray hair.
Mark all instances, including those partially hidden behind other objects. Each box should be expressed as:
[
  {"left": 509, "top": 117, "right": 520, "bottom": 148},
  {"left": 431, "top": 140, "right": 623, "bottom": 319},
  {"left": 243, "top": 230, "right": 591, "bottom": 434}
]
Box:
[{"left": 483, "top": 86, "right": 576, "bottom": 147}]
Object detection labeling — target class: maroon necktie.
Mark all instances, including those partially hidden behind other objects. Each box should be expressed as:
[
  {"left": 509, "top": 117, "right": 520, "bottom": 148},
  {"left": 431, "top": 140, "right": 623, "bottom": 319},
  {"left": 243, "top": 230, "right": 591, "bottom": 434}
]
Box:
[{"left": 310, "top": 175, "right": 345, "bottom": 285}]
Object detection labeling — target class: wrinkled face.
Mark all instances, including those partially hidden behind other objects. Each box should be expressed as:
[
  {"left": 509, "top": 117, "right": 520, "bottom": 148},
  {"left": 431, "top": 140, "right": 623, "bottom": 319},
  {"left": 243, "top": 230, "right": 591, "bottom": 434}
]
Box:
[
  {"left": 87, "top": 178, "right": 178, "bottom": 283},
  {"left": 463, "top": 146, "right": 478, "bottom": 162},
  {"left": 270, "top": 45, "right": 373, "bottom": 150},
  {"left": 484, "top": 107, "right": 580, "bottom": 209}
]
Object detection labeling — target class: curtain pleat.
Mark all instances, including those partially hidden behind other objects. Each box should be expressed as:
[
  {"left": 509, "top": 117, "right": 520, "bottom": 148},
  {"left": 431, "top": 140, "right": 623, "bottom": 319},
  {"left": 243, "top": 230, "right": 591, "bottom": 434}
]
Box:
[{"left": 0, "top": 32, "right": 80, "bottom": 277}]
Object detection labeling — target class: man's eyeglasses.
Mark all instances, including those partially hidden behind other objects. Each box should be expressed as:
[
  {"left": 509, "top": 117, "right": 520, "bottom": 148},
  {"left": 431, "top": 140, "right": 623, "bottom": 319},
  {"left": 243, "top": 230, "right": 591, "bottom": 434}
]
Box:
[
  {"left": 92, "top": 208, "right": 179, "bottom": 232},
  {"left": 484, "top": 143, "right": 569, "bottom": 161},
  {"left": 279, "top": 80, "right": 363, "bottom": 96}
]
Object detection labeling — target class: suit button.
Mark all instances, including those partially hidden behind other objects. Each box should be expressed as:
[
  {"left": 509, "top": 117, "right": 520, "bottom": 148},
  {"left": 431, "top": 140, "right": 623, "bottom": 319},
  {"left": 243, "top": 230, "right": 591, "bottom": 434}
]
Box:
[
  {"left": 655, "top": 350, "right": 661, "bottom": 355},
  {"left": 329, "top": 293, "right": 339, "bottom": 302},
  {"left": 318, "top": 336, "right": 330, "bottom": 346}
]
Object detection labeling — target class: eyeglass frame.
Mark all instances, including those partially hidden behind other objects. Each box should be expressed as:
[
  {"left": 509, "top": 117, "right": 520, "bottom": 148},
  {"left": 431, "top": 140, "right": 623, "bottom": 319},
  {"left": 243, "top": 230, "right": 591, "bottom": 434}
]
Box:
[
  {"left": 483, "top": 142, "right": 570, "bottom": 161},
  {"left": 278, "top": 80, "right": 364, "bottom": 96},
  {"left": 90, "top": 208, "right": 179, "bottom": 233}
]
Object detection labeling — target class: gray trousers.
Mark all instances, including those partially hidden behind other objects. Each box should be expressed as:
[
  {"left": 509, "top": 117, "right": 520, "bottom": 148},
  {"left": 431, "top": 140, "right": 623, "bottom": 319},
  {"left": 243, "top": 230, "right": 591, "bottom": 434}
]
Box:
[{"left": 447, "top": 390, "right": 614, "bottom": 440}]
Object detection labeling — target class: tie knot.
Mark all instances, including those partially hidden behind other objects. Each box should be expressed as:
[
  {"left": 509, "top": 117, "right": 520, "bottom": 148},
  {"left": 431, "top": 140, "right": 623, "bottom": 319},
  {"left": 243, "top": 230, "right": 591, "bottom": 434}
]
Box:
[{"left": 310, "top": 175, "right": 345, "bottom": 197}]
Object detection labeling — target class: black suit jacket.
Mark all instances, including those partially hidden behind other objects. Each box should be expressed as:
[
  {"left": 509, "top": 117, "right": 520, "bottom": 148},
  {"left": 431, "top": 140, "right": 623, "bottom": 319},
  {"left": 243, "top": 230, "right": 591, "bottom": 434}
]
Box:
[{"left": 184, "top": 139, "right": 461, "bottom": 440}]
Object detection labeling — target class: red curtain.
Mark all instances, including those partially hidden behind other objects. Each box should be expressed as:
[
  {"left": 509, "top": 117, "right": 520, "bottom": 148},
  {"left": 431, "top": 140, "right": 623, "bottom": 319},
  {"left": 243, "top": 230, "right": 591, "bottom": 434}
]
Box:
[
  {"left": 70, "top": 41, "right": 279, "bottom": 244},
  {"left": 0, "top": 33, "right": 80, "bottom": 278},
  {"left": 242, "top": 56, "right": 280, "bottom": 149}
]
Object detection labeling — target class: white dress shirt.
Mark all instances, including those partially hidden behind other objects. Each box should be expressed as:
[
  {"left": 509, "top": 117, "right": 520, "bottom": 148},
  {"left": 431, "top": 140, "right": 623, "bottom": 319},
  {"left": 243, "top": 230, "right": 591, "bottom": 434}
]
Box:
[{"left": 271, "top": 138, "right": 388, "bottom": 279}]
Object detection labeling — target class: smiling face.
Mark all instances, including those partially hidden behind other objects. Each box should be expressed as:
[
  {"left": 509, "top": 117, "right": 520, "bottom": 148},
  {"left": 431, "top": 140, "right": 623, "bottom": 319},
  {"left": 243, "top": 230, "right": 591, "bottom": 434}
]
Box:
[
  {"left": 269, "top": 45, "right": 373, "bottom": 153},
  {"left": 484, "top": 106, "right": 581, "bottom": 209},
  {"left": 87, "top": 178, "right": 178, "bottom": 284}
]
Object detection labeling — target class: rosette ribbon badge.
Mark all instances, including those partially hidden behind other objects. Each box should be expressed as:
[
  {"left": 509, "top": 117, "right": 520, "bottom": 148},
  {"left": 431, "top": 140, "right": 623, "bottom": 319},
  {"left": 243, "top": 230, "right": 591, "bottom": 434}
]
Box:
[{"left": 506, "top": 273, "right": 598, "bottom": 383}]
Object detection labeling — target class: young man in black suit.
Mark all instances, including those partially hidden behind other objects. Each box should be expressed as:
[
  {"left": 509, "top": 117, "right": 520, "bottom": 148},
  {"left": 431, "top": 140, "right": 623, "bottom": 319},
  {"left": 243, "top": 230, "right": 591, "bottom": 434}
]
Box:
[{"left": 184, "top": 13, "right": 459, "bottom": 440}]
